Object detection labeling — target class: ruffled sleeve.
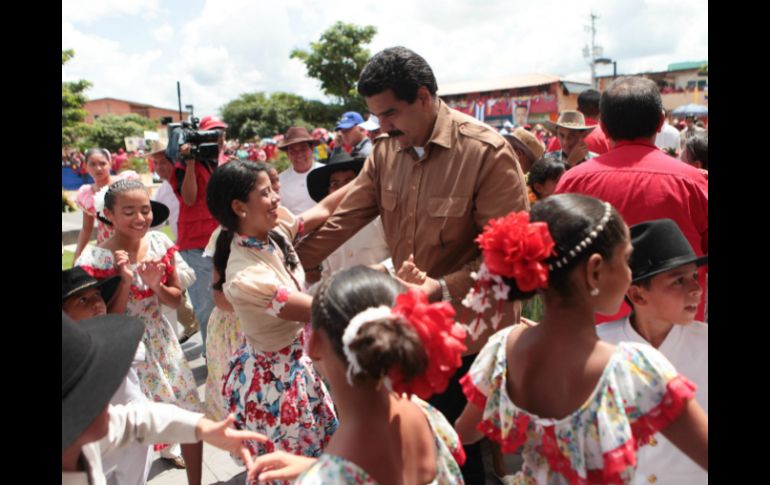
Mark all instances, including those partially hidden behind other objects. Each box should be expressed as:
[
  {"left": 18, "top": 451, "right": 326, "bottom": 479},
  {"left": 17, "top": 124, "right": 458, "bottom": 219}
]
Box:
[
  {"left": 149, "top": 231, "right": 179, "bottom": 282},
  {"left": 460, "top": 327, "right": 510, "bottom": 408},
  {"left": 203, "top": 226, "right": 223, "bottom": 258},
  {"left": 74, "top": 245, "right": 117, "bottom": 279},
  {"left": 613, "top": 342, "right": 697, "bottom": 446},
  {"left": 225, "top": 263, "right": 293, "bottom": 317},
  {"left": 75, "top": 184, "right": 95, "bottom": 215},
  {"left": 459, "top": 326, "right": 529, "bottom": 453},
  {"left": 412, "top": 396, "right": 467, "bottom": 473}
]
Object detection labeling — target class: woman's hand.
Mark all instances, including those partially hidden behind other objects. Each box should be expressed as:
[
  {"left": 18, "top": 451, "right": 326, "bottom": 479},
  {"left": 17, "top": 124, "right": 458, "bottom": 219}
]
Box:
[
  {"left": 137, "top": 260, "right": 166, "bottom": 290},
  {"left": 114, "top": 250, "right": 134, "bottom": 283},
  {"left": 248, "top": 450, "right": 317, "bottom": 482},
  {"left": 195, "top": 414, "right": 267, "bottom": 469}
]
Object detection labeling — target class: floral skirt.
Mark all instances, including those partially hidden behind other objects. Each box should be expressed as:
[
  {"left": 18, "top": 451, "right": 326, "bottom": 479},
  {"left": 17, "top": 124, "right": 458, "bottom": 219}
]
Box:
[
  {"left": 204, "top": 308, "right": 246, "bottom": 421},
  {"left": 133, "top": 303, "right": 201, "bottom": 412},
  {"left": 223, "top": 333, "right": 338, "bottom": 474}
]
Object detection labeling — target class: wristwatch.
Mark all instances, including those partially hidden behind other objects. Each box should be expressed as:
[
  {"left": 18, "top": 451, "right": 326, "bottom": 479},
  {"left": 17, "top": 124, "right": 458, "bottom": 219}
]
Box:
[{"left": 438, "top": 277, "right": 451, "bottom": 302}]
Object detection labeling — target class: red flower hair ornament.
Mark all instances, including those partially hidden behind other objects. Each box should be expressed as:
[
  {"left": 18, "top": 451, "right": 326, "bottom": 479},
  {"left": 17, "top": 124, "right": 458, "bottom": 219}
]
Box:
[
  {"left": 342, "top": 289, "right": 467, "bottom": 400},
  {"left": 462, "top": 211, "right": 555, "bottom": 340}
]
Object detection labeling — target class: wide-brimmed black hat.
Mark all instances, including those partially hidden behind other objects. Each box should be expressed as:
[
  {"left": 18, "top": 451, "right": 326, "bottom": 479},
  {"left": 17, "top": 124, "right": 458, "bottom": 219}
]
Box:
[
  {"left": 62, "top": 312, "right": 144, "bottom": 451},
  {"left": 306, "top": 151, "right": 365, "bottom": 202},
  {"left": 96, "top": 199, "right": 170, "bottom": 228},
  {"left": 629, "top": 219, "right": 708, "bottom": 283},
  {"left": 62, "top": 267, "right": 121, "bottom": 304}
]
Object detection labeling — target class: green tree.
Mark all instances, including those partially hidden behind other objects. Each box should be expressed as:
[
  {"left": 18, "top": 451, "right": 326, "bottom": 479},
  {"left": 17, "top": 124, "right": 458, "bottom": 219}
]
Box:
[
  {"left": 220, "top": 92, "right": 340, "bottom": 142},
  {"left": 290, "top": 22, "right": 377, "bottom": 111},
  {"left": 62, "top": 49, "right": 92, "bottom": 148},
  {"left": 83, "top": 114, "right": 158, "bottom": 153}
]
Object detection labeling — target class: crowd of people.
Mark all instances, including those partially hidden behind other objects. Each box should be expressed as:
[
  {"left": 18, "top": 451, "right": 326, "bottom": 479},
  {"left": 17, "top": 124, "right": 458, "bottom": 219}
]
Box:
[{"left": 62, "top": 45, "right": 708, "bottom": 485}]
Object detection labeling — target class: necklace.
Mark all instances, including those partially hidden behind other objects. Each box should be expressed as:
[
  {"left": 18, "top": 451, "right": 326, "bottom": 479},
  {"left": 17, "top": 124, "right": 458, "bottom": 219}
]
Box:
[{"left": 236, "top": 233, "right": 275, "bottom": 253}]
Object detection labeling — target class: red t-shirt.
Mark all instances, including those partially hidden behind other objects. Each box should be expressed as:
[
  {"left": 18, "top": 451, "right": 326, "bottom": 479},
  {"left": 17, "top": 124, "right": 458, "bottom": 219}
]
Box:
[
  {"left": 170, "top": 161, "right": 219, "bottom": 251},
  {"left": 555, "top": 139, "right": 708, "bottom": 322},
  {"left": 546, "top": 117, "right": 612, "bottom": 155}
]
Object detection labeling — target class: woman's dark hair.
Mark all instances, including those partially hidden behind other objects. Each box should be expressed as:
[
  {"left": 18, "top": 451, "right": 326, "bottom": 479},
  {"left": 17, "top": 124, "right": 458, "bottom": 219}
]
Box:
[
  {"left": 312, "top": 266, "right": 427, "bottom": 385},
  {"left": 527, "top": 157, "right": 566, "bottom": 198},
  {"left": 503, "top": 194, "right": 627, "bottom": 301},
  {"left": 100, "top": 179, "right": 149, "bottom": 226},
  {"left": 85, "top": 147, "right": 111, "bottom": 163},
  {"left": 357, "top": 47, "right": 437, "bottom": 103},
  {"left": 684, "top": 133, "right": 708, "bottom": 169},
  {"left": 600, "top": 77, "right": 663, "bottom": 141},
  {"left": 206, "top": 160, "right": 297, "bottom": 290}
]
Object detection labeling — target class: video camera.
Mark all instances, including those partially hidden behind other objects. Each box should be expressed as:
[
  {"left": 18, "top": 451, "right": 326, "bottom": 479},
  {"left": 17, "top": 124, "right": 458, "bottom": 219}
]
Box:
[{"left": 165, "top": 117, "right": 221, "bottom": 167}]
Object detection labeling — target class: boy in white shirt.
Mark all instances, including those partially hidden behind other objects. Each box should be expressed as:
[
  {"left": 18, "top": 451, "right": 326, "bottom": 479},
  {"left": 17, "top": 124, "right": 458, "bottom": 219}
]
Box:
[{"left": 597, "top": 218, "right": 708, "bottom": 485}]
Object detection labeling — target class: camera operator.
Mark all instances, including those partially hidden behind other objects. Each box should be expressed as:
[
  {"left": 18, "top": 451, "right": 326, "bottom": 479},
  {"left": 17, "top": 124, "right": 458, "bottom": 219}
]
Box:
[{"left": 168, "top": 115, "right": 225, "bottom": 352}]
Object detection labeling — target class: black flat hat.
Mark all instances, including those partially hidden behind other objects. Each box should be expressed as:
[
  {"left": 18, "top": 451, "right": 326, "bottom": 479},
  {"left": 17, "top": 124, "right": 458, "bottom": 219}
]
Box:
[
  {"left": 306, "top": 151, "right": 365, "bottom": 202},
  {"left": 62, "top": 312, "right": 144, "bottom": 451},
  {"left": 62, "top": 267, "right": 121, "bottom": 304},
  {"left": 630, "top": 219, "right": 708, "bottom": 283},
  {"left": 96, "top": 199, "right": 170, "bottom": 228}
]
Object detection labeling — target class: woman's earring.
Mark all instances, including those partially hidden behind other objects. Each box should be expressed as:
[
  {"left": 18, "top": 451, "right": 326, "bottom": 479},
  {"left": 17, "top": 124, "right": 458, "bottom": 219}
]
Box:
[
  {"left": 589, "top": 287, "right": 600, "bottom": 296},
  {"left": 241, "top": 213, "right": 246, "bottom": 218}
]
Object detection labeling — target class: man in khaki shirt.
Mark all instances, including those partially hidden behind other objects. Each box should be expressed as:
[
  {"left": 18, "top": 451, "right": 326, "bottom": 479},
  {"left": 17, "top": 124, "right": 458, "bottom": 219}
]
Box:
[{"left": 297, "top": 46, "right": 529, "bottom": 482}]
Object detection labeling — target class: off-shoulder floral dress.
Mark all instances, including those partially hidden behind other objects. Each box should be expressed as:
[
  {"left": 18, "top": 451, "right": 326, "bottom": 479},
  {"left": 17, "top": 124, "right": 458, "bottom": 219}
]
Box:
[
  {"left": 75, "top": 230, "right": 201, "bottom": 412},
  {"left": 460, "top": 326, "right": 697, "bottom": 484},
  {"left": 296, "top": 395, "right": 466, "bottom": 484}
]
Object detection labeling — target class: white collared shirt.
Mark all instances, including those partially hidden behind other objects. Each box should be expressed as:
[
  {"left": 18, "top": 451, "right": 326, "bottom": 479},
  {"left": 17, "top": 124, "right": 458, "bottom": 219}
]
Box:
[
  {"left": 597, "top": 317, "right": 708, "bottom": 485},
  {"left": 278, "top": 163, "right": 323, "bottom": 214}
]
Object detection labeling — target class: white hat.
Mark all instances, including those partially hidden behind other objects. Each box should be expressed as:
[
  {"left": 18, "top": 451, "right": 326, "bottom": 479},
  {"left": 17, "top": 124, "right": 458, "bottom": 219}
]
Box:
[{"left": 358, "top": 114, "right": 380, "bottom": 131}]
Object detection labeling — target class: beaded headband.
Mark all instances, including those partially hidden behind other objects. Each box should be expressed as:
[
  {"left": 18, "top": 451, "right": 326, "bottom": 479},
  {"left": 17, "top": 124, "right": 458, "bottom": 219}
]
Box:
[{"left": 548, "top": 201, "right": 613, "bottom": 271}]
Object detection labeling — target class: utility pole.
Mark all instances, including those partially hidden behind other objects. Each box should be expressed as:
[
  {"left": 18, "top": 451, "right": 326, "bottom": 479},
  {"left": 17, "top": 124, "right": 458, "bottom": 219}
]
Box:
[{"left": 582, "top": 11, "right": 603, "bottom": 89}]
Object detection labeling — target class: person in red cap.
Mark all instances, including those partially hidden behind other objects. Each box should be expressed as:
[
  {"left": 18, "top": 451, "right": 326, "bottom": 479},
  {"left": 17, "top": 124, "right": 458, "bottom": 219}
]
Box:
[
  {"left": 198, "top": 115, "right": 230, "bottom": 166},
  {"left": 169, "top": 114, "right": 225, "bottom": 351}
]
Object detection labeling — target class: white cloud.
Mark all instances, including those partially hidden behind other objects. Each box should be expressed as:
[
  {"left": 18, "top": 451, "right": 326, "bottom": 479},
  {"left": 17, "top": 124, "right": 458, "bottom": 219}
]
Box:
[
  {"left": 62, "top": 0, "right": 707, "bottom": 116},
  {"left": 152, "top": 24, "right": 174, "bottom": 43},
  {"left": 62, "top": 0, "right": 161, "bottom": 23}
]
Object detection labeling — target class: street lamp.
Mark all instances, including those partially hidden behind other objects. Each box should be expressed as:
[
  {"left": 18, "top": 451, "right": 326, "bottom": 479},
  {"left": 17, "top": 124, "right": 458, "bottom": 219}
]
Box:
[
  {"left": 595, "top": 58, "right": 617, "bottom": 80},
  {"left": 184, "top": 104, "right": 194, "bottom": 121}
]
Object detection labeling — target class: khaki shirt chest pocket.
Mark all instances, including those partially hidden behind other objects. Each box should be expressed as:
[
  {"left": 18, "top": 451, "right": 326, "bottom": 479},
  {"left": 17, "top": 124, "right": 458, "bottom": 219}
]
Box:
[
  {"left": 427, "top": 196, "right": 470, "bottom": 245},
  {"left": 381, "top": 189, "right": 398, "bottom": 212}
]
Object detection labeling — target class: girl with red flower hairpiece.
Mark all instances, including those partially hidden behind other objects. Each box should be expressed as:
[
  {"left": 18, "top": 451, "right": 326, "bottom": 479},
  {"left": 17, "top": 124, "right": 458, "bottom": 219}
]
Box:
[
  {"left": 248, "top": 266, "right": 468, "bottom": 484},
  {"left": 454, "top": 194, "right": 708, "bottom": 484}
]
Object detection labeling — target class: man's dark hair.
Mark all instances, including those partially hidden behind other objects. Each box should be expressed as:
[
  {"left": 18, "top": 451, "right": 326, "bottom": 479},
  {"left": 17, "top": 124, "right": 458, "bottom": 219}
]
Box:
[
  {"left": 357, "top": 47, "right": 437, "bottom": 103},
  {"left": 684, "top": 133, "right": 708, "bottom": 169},
  {"left": 577, "top": 89, "right": 601, "bottom": 118},
  {"left": 600, "top": 77, "right": 663, "bottom": 141}
]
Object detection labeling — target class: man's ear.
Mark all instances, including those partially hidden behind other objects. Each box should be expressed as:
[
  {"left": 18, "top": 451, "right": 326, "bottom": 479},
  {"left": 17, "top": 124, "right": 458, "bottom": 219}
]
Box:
[
  {"left": 627, "top": 285, "right": 647, "bottom": 307},
  {"left": 416, "top": 85, "right": 433, "bottom": 107}
]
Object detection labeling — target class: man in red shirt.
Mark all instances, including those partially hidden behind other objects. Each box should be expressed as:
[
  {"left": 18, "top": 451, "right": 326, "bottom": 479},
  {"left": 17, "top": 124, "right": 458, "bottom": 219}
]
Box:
[
  {"left": 546, "top": 89, "right": 611, "bottom": 155},
  {"left": 555, "top": 77, "right": 708, "bottom": 323},
  {"left": 169, "top": 115, "right": 223, "bottom": 350}
]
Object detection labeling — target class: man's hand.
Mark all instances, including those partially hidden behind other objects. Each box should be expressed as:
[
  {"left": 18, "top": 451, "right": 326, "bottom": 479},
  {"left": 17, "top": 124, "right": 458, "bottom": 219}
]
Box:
[
  {"left": 180, "top": 143, "right": 193, "bottom": 157},
  {"left": 397, "top": 254, "right": 426, "bottom": 285},
  {"left": 394, "top": 274, "right": 442, "bottom": 302},
  {"left": 566, "top": 141, "right": 588, "bottom": 167}
]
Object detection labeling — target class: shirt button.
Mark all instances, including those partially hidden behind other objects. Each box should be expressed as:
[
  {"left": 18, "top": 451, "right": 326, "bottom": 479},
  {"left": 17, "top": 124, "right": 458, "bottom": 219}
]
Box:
[
  {"left": 647, "top": 475, "right": 657, "bottom": 483},
  {"left": 347, "top": 251, "right": 353, "bottom": 258},
  {"left": 412, "top": 186, "right": 416, "bottom": 190},
  {"left": 649, "top": 437, "right": 658, "bottom": 446}
]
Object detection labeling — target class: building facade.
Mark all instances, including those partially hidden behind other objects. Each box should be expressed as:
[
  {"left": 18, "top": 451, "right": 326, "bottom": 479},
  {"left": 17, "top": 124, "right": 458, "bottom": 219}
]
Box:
[
  {"left": 83, "top": 97, "right": 190, "bottom": 131},
  {"left": 438, "top": 74, "right": 592, "bottom": 129}
]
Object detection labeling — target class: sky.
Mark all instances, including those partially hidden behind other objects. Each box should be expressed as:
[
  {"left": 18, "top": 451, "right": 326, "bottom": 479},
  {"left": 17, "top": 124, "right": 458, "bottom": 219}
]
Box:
[{"left": 62, "top": 0, "right": 708, "bottom": 117}]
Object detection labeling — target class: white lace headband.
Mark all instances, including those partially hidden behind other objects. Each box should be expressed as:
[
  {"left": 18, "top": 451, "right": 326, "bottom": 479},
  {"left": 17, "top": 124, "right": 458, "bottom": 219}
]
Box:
[
  {"left": 548, "top": 202, "right": 613, "bottom": 271},
  {"left": 341, "top": 305, "right": 394, "bottom": 386}
]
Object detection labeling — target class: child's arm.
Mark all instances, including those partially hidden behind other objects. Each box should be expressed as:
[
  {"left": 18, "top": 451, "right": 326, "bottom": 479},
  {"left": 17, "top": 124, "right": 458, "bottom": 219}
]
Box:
[
  {"left": 454, "top": 402, "right": 485, "bottom": 445},
  {"left": 108, "top": 250, "right": 133, "bottom": 314},
  {"left": 660, "top": 398, "right": 708, "bottom": 470},
  {"left": 273, "top": 292, "right": 313, "bottom": 323},
  {"left": 299, "top": 181, "right": 351, "bottom": 233},
  {"left": 248, "top": 450, "right": 317, "bottom": 482},
  {"left": 141, "top": 261, "right": 183, "bottom": 309}
]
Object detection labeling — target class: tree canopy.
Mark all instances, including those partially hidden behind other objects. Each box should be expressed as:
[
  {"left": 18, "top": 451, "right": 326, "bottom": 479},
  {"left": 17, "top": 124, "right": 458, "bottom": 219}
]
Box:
[
  {"left": 62, "top": 49, "right": 92, "bottom": 148},
  {"left": 290, "top": 22, "right": 377, "bottom": 112},
  {"left": 220, "top": 91, "right": 340, "bottom": 142},
  {"left": 83, "top": 114, "right": 158, "bottom": 153}
]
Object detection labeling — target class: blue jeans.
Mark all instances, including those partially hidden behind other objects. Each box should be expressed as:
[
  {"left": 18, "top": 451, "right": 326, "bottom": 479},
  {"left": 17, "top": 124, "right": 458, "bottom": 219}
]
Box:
[{"left": 180, "top": 248, "right": 214, "bottom": 349}]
